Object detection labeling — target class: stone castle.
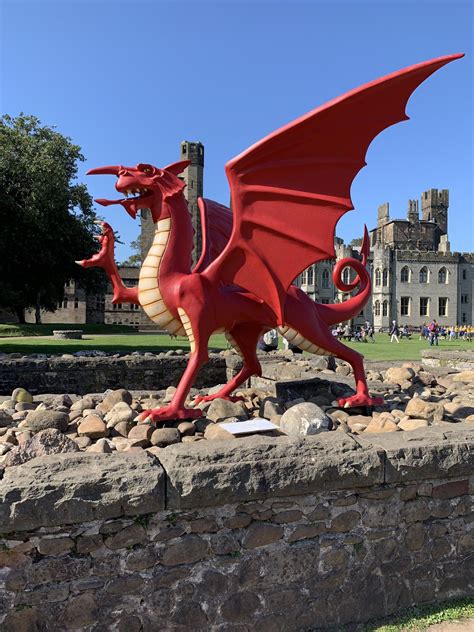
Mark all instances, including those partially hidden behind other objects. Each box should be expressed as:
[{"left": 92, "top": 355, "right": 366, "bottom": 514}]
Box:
[
  {"left": 23, "top": 141, "right": 474, "bottom": 329},
  {"left": 297, "top": 188, "right": 473, "bottom": 329}
]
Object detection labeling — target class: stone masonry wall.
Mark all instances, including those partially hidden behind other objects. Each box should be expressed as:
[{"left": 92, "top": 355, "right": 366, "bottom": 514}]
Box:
[
  {"left": 0, "top": 354, "right": 227, "bottom": 396},
  {"left": 0, "top": 425, "right": 472, "bottom": 630}
]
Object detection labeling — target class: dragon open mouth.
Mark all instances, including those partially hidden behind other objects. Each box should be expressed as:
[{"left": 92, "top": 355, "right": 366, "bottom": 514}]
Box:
[{"left": 121, "top": 187, "right": 151, "bottom": 199}]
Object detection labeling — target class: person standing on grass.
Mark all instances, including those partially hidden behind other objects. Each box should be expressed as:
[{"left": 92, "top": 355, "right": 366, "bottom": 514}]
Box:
[
  {"left": 390, "top": 320, "right": 400, "bottom": 343},
  {"left": 428, "top": 319, "right": 439, "bottom": 346}
]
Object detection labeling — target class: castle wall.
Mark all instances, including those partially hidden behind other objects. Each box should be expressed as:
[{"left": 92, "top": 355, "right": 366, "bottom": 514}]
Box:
[{"left": 0, "top": 426, "right": 472, "bottom": 630}]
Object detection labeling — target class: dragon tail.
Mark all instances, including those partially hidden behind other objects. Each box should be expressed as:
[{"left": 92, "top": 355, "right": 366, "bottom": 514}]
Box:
[{"left": 316, "top": 226, "right": 371, "bottom": 326}]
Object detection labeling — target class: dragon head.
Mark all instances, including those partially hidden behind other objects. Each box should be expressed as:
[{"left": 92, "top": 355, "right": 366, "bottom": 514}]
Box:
[{"left": 87, "top": 160, "right": 191, "bottom": 222}]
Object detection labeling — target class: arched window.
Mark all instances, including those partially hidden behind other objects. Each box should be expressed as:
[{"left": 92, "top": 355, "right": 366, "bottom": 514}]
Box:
[
  {"left": 322, "top": 268, "right": 330, "bottom": 289},
  {"left": 438, "top": 267, "right": 447, "bottom": 284},
  {"left": 401, "top": 266, "right": 410, "bottom": 283},
  {"left": 382, "top": 269, "right": 388, "bottom": 286},
  {"left": 301, "top": 269, "right": 307, "bottom": 284},
  {"left": 419, "top": 267, "right": 428, "bottom": 283},
  {"left": 307, "top": 267, "right": 314, "bottom": 285},
  {"left": 375, "top": 269, "right": 381, "bottom": 286},
  {"left": 342, "top": 267, "right": 351, "bottom": 285},
  {"left": 382, "top": 300, "right": 388, "bottom": 316},
  {"left": 374, "top": 300, "right": 380, "bottom": 316}
]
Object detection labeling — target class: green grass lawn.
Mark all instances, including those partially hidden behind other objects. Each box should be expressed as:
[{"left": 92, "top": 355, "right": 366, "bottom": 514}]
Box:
[
  {"left": 0, "top": 329, "right": 471, "bottom": 360},
  {"left": 365, "top": 596, "right": 474, "bottom": 631},
  {"left": 0, "top": 332, "right": 229, "bottom": 355},
  {"left": 0, "top": 323, "right": 133, "bottom": 337}
]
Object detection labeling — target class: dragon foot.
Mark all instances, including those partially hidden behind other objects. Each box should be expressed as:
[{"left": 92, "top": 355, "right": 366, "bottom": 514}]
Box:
[
  {"left": 138, "top": 405, "right": 203, "bottom": 424},
  {"left": 338, "top": 394, "right": 384, "bottom": 409},
  {"left": 194, "top": 394, "right": 244, "bottom": 405}
]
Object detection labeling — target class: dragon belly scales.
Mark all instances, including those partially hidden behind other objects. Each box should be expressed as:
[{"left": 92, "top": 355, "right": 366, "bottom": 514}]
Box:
[{"left": 138, "top": 217, "right": 186, "bottom": 337}]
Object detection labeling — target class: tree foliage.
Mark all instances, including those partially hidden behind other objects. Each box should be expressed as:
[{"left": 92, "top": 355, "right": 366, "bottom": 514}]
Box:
[
  {"left": 120, "top": 237, "right": 142, "bottom": 268},
  {"left": 0, "top": 115, "right": 105, "bottom": 322}
]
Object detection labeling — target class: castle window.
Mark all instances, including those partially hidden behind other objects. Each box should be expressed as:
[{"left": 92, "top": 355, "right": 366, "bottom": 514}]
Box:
[
  {"left": 322, "top": 268, "right": 330, "bottom": 289},
  {"left": 462, "top": 269, "right": 467, "bottom": 280},
  {"left": 118, "top": 303, "right": 122, "bottom": 310},
  {"left": 375, "top": 269, "right": 381, "bottom": 286},
  {"left": 320, "top": 298, "right": 330, "bottom": 304},
  {"left": 182, "top": 145, "right": 186, "bottom": 154},
  {"left": 461, "top": 294, "right": 469, "bottom": 304},
  {"left": 438, "top": 267, "right": 447, "bottom": 284},
  {"left": 462, "top": 312, "right": 467, "bottom": 323},
  {"left": 401, "top": 297, "right": 410, "bottom": 316},
  {"left": 382, "top": 300, "right": 388, "bottom": 316},
  {"left": 301, "top": 269, "right": 307, "bottom": 285},
  {"left": 400, "top": 266, "right": 410, "bottom": 283},
  {"left": 420, "top": 297, "right": 429, "bottom": 317},
  {"left": 374, "top": 300, "right": 380, "bottom": 316},
  {"left": 63, "top": 299, "right": 68, "bottom": 309},
  {"left": 307, "top": 267, "right": 314, "bottom": 285},
  {"left": 342, "top": 267, "right": 351, "bottom": 285},
  {"left": 419, "top": 267, "right": 429, "bottom": 284},
  {"left": 438, "top": 298, "right": 448, "bottom": 317},
  {"left": 382, "top": 269, "right": 388, "bottom": 286},
  {"left": 74, "top": 298, "right": 79, "bottom": 309}
]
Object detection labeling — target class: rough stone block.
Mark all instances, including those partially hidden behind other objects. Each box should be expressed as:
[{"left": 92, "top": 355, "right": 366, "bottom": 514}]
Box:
[
  {"left": 0, "top": 452, "right": 165, "bottom": 532},
  {"left": 354, "top": 425, "right": 474, "bottom": 484},
  {"left": 158, "top": 434, "right": 384, "bottom": 509}
]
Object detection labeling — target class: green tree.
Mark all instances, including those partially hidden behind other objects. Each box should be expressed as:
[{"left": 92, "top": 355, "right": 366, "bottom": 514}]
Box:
[
  {"left": 0, "top": 114, "right": 105, "bottom": 323},
  {"left": 350, "top": 237, "right": 363, "bottom": 247},
  {"left": 120, "top": 237, "right": 142, "bottom": 267}
]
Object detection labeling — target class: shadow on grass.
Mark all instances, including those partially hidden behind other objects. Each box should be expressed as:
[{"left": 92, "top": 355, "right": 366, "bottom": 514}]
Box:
[{"left": 359, "top": 596, "right": 474, "bottom": 632}]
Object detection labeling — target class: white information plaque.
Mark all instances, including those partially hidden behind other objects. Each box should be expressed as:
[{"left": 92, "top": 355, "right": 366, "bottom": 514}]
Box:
[{"left": 218, "top": 418, "right": 279, "bottom": 435}]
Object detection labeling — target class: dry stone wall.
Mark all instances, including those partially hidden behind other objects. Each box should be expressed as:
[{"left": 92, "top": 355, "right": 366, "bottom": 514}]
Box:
[
  {"left": 0, "top": 353, "right": 227, "bottom": 395},
  {"left": 0, "top": 425, "right": 472, "bottom": 631}
]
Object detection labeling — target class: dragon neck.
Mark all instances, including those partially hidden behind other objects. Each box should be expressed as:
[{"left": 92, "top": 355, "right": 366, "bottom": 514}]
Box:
[{"left": 138, "top": 192, "right": 193, "bottom": 335}]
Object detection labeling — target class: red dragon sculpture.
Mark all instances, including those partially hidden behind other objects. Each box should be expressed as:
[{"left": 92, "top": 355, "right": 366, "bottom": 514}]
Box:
[{"left": 78, "top": 54, "right": 462, "bottom": 423}]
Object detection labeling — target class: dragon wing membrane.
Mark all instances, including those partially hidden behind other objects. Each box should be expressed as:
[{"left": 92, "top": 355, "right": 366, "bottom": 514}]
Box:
[
  {"left": 193, "top": 198, "right": 233, "bottom": 273},
  {"left": 202, "top": 53, "right": 463, "bottom": 324}
]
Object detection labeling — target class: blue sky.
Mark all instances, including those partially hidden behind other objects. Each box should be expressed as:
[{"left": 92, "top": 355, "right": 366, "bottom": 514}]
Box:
[{"left": 1, "top": 0, "right": 472, "bottom": 262}]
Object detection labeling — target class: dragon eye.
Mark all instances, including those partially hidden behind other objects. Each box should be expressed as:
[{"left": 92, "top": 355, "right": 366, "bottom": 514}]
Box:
[{"left": 137, "top": 163, "right": 154, "bottom": 175}]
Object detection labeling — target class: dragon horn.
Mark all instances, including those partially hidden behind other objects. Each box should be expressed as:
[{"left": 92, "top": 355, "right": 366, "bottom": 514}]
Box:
[{"left": 87, "top": 166, "right": 120, "bottom": 175}]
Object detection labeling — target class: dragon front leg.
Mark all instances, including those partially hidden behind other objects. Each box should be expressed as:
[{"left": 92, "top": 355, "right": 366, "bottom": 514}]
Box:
[
  {"left": 76, "top": 221, "right": 139, "bottom": 304},
  {"left": 138, "top": 306, "right": 212, "bottom": 423}
]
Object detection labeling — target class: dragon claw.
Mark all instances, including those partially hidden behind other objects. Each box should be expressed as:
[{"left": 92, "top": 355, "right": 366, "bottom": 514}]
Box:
[
  {"left": 338, "top": 394, "right": 384, "bottom": 409},
  {"left": 194, "top": 394, "right": 244, "bottom": 405},
  {"left": 138, "top": 405, "right": 203, "bottom": 424}
]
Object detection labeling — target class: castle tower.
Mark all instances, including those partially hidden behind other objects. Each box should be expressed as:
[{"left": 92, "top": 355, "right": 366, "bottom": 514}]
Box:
[
  {"left": 407, "top": 199, "right": 419, "bottom": 224},
  {"left": 180, "top": 141, "right": 204, "bottom": 265},
  {"left": 377, "top": 202, "right": 390, "bottom": 227},
  {"left": 140, "top": 141, "right": 205, "bottom": 264},
  {"left": 421, "top": 188, "right": 448, "bottom": 234}
]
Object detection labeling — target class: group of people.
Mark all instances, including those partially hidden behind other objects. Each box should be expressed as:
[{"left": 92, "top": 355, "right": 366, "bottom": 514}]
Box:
[
  {"left": 390, "top": 320, "right": 473, "bottom": 345},
  {"left": 256, "top": 318, "right": 473, "bottom": 353},
  {"left": 419, "top": 322, "right": 473, "bottom": 343},
  {"left": 331, "top": 321, "right": 375, "bottom": 343}
]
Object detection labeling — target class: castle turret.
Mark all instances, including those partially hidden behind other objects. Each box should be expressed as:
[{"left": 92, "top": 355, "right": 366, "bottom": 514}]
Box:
[
  {"left": 421, "top": 188, "right": 448, "bottom": 234},
  {"left": 377, "top": 202, "right": 390, "bottom": 227},
  {"left": 180, "top": 141, "right": 204, "bottom": 265},
  {"left": 407, "top": 199, "right": 419, "bottom": 224}
]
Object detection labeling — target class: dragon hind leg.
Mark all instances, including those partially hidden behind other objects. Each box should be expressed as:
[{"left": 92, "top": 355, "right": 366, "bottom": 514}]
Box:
[
  {"left": 283, "top": 294, "right": 383, "bottom": 409},
  {"left": 194, "top": 324, "right": 263, "bottom": 405}
]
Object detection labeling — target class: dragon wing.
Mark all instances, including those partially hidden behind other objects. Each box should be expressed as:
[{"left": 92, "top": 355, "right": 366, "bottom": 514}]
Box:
[
  {"left": 193, "top": 198, "right": 233, "bottom": 273},
  {"left": 203, "top": 54, "right": 462, "bottom": 324}
]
